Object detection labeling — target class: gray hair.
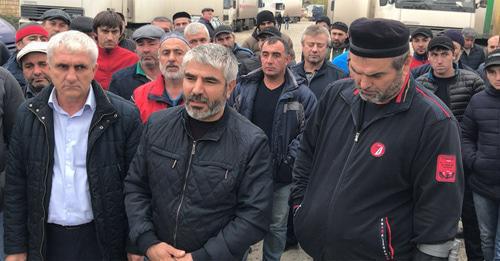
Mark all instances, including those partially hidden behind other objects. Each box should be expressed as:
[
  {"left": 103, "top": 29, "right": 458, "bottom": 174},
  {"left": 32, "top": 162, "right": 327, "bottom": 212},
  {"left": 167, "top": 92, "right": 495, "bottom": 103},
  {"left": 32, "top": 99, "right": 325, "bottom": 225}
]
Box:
[
  {"left": 301, "top": 24, "right": 331, "bottom": 46},
  {"left": 47, "top": 30, "right": 98, "bottom": 65},
  {"left": 184, "top": 22, "right": 209, "bottom": 37},
  {"left": 182, "top": 43, "right": 238, "bottom": 83},
  {"left": 392, "top": 51, "right": 410, "bottom": 71},
  {"left": 462, "top": 28, "right": 477, "bottom": 39},
  {"left": 152, "top": 16, "right": 172, "bottom": 23}
]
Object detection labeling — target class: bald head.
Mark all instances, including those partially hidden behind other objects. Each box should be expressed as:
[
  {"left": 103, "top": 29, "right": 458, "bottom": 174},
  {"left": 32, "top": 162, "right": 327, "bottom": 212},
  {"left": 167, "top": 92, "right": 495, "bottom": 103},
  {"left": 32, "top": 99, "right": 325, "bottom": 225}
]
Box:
[{"left": 487, "top": 35, "right": 500, "bottom": 54}]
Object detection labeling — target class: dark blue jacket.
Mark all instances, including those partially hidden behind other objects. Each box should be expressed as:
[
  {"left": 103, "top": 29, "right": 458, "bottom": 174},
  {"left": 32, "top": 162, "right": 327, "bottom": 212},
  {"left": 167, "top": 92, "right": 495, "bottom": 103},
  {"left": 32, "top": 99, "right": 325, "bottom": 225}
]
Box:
[
  {"left": 2, "top": 52, "right": 26, "bottom": 93},
  {"left": 461, "top": 83, "right": 500, "bottom": 200},
  {"left": 109, "top": 63, "right": 150, "bottom": 101},
  {"left": 460, "top": 44, "right": 485, "bottom": 70},
  {"left": 291, "top": 60, "right": 345, "bottom": 99},
  {"left": 228, "top": 68, "right": 317, "bottom": 184}
]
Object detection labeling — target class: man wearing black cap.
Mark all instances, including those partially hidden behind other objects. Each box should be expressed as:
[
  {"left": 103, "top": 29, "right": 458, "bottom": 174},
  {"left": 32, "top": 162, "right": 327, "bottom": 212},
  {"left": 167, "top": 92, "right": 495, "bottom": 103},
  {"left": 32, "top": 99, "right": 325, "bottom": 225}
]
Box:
[
  {"left": 412, "top": 29, "right": 476, "bottom": 79},
  {"left": 172, "top": 12, "right": 192, "bottom": 31},
  {"left": 109, "top": 25, "right": 165, "bottom": 101},
  {"left": 199, "top": 8, "right": 215, "bottom": 40},
  {"left": 241, "top": 10, "right": 295, "bottom": 60},
  {"left": 315, "top": 16, "right": 331, "bottom": 31},
  {"left": 291, "top": 18, "right": 464, "bottom": 260},
  {"left": 410, "top": 27, "right": 433, "bottom": 70},
  {"left": 214, "top": 25, "right": 253, "bottom": 63},
  {"left": 291, "top": 24, "right": 345, "bottom": 99},
  {"left": 330, "top": 21, "right": 349, "bottom": 59},
  {"left": 461, "top": 49, "right": 500, "bottom": 261},
  {"left": 229, "top": 36, "right": 316, "bottom": 261},
  {"left": 40, "top": 9, "right": 71, "bottom": 38},
  {"left": 416, "top": 35, "right": 484, "bottom": 120}
]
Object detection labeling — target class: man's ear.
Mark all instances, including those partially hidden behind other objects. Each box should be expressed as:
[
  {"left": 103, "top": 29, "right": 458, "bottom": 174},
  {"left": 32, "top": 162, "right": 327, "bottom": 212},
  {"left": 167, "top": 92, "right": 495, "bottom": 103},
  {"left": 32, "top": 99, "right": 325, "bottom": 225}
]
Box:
[{"left": 226, "top": 80, "right": 237, "bottom": 99}]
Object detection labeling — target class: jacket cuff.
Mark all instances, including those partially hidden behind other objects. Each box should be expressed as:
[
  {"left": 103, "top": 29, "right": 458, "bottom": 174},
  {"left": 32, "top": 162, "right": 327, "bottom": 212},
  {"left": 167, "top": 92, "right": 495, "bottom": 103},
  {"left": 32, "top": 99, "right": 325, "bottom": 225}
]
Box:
[
  {"left": 191, "top": 247, "right": 210, "bottom": 260},
  {"left": 136, "top": 231, "right": 161, "bottom": 255}
]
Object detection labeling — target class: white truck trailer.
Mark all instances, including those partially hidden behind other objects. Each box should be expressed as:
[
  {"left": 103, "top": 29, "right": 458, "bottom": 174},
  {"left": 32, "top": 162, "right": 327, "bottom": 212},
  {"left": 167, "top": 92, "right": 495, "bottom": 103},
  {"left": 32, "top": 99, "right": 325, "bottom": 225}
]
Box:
[
  {"left": 223, "top": 0, "right": 259, "bottom": 31},
  {"left": 326, "top": 0, "right": 493, "bottom": 41},
  {"left": 19, "top": 0, "right": 223, "bottom": 28}
]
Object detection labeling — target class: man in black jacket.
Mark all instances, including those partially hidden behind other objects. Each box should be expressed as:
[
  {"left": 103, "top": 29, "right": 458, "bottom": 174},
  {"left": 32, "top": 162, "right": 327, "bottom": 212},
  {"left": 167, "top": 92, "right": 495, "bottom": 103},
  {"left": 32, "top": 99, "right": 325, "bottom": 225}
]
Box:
[
  {"left": 124, "top": 44, "right": 273, "bottom": 261},
  {"left": 0, "top": 67, "right": 24, "bottom": 260},
  {"left": 109, "top": 24, "right": 165, "bottom": 100},
  {"left": 461, "top": 28, "right": 486, "bottom": 70},
  {"left": 291, "top": 24, "right": 345, "bottom": 99},
  {"left": 229, "top": 37, "right": 316, "bottom": 261},
  {"left": 198, "top": 8, "right": 215, "bottom": 40},
  {"left": 291, "top": 18, "right": 464, "bottom": 260},
  {"left": 4, "top": 31, "right": 143, "bottom": 261},
  {"left": 416, "top": 35, "right": 485, "bottom": 261}
]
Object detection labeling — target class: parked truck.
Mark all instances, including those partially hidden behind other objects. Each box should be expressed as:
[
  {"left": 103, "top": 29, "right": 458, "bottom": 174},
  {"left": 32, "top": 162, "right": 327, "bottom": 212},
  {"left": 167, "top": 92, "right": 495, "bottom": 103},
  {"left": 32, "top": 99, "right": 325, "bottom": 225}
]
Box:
[
  {"left": 223, "top": 0, "right": 259, "bottom": 31},
  {"left": 326, "top": 0, "right": 497, "bottom": 42},
  {"left": 19, "top": 0, "right": 223, "bottom": 29},
  {"left": 258, "top": 0, "right": 285, "bottom": 17},
  {"left": 283, "top": 0, "right": 302, "bottom": 22}
]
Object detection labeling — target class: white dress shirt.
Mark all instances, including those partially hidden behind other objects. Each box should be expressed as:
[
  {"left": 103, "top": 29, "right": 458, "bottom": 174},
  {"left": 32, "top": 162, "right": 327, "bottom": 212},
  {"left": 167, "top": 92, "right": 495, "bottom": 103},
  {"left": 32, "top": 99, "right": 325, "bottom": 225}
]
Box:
[{"left": 47, "top": 87, "right": 96, "bottom": 226}]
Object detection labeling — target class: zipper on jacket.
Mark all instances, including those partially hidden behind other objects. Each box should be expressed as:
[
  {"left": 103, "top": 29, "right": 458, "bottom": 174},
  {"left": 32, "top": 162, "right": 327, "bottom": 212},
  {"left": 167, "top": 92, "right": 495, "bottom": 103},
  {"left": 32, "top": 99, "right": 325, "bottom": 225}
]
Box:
[
  {"left": 173, "top": 141, "right": 197, "bottom": 246},
  {"left": 85, "top": 112, "right": 114, "bottom": 254},
  {"left": 37, "top": 114, "right": 50, "bottom": 260}
]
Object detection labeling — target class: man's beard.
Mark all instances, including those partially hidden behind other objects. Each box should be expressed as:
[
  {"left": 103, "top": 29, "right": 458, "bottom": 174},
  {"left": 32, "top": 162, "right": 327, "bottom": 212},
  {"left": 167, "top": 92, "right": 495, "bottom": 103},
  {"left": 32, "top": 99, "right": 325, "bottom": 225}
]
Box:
[
  {"left": 184, "top": 90, "right": 226, "bottom": 121},
  {"left": 356, "top": 70, "right": 403, "bottom": 104},
  {"left": 160, "top": 62, "right": 183, "bottom": 80}
]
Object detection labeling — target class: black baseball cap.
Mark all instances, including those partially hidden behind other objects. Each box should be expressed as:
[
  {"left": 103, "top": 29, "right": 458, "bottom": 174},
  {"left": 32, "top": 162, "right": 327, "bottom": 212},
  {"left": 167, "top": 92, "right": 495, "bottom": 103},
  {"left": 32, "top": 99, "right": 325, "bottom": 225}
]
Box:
[
  {"left": 214, "top": 25, "right": 233, "bottom": 38},
  {"left": 257, "top": 27, "right": 281, "bottom": 39},
  {"left": 427, "top": 36, "right": 454, "bottom": 51},
  {"left": 411, "top": 28, "right": 433, "bottom": 40},
  {"left": 484, "top": 49, "right": 500, "bottom": 69}
]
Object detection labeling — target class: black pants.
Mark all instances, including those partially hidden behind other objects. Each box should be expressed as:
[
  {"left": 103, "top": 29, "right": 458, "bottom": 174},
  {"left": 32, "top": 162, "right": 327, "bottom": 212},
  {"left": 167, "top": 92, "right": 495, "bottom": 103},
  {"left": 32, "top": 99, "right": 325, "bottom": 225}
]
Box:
[
  {"left": 462, "top": 179, "right": 484, "bottom": 261},
  {"left": 47, "top": 222, "right": 103, "bottom": 261}
]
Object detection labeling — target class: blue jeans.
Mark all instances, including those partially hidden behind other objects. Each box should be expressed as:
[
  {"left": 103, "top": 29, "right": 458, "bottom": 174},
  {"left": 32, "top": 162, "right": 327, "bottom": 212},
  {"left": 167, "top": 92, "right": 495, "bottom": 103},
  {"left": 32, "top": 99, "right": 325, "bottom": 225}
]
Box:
[
  {"left": 473, "top": 192, "right": 500, "bottom": 261},
  {"left": 262, "top": 183, "right": 291, "bottom": 261}
]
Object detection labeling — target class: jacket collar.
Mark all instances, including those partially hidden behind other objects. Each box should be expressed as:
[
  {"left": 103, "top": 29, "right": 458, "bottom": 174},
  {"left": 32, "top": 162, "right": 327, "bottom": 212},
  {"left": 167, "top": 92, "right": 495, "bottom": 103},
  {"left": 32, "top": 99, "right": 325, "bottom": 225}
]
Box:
[
  {"left": 180, "top": 104, "right": 230, "bottom": 142},
  {"left": 340, "top": 74, "right": 414, "bottom": 129},
  {"left": 29, "top": 80, "right": 117, "bottom": 121},
  {"left": 240, "top": 67, "right": 301, "bottom": 95},
  {"left": 295, "top": 59, "right": 329, "bottom": 77},
  {"left": 485, "top": 82, "right": 500, "bottom": 97}
]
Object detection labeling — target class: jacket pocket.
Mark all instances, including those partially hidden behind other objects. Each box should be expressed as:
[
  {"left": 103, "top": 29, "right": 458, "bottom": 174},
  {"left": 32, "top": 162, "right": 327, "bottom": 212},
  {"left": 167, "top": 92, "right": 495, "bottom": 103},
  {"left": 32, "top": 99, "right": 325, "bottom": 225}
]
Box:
[
  {"left": 149, "top": 145, "right": 183, "bottom": 191},
  {"left": 379, "top": 216, "right": 395, "bottom": 261},
  {"left": 194, "top": 160, "right": 235, "bottom": 205}
]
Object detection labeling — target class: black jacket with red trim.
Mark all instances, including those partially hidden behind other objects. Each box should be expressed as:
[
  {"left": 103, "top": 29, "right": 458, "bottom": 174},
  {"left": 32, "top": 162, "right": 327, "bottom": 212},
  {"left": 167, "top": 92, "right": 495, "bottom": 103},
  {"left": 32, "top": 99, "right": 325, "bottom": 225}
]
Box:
[{"left": 291, "top": 77, "right": 464, "bottom": 260}]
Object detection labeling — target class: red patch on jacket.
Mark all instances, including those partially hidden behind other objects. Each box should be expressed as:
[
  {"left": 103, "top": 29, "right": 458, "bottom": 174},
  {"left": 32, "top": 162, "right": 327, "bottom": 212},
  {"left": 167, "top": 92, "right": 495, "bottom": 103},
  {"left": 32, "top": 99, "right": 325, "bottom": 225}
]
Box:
[
  {"left": 370, "top": 142, "right": 386, "bottom": 158},
  {"left": 435, "top": 155, "right": 457, "bottom": 183}
]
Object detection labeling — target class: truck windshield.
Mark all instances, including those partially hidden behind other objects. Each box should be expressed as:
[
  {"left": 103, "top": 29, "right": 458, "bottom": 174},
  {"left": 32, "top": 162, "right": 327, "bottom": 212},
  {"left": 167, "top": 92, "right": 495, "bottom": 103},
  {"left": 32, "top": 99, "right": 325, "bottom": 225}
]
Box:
[
  {"left": 394, "top": 0, "right": 476, "bottom": 13},
  {"left": 224, "top": 0, "right": 232, "bottom": 9}
]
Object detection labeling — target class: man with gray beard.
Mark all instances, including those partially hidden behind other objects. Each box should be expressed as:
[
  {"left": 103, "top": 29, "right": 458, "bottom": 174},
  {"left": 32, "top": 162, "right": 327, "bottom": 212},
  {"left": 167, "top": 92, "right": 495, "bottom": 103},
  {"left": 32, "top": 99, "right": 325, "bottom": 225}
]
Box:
[
  {"left": 125, "top": 44, "right": 273, "bottom": 260},
  {"left": 109, "top": 24, "right": 165, "bottom": 100},
  {"left": 132, "top": 32, "right": 190, "bottom": 122}
]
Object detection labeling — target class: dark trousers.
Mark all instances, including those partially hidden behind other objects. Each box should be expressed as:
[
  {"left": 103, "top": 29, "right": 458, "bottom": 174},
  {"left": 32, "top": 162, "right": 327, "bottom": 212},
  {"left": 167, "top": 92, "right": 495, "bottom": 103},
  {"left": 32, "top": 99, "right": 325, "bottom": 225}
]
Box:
[
  {"left": 463, "top": 180, "right": 484, "bottom": 261},
  {"left": 47, "top": 222, "right": 103, "bottom": 261}
]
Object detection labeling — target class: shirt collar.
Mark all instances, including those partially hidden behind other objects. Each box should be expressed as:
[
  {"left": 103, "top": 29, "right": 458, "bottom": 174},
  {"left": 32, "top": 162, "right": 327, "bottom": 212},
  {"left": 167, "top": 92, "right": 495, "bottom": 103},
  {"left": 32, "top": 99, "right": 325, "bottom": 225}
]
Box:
[
  {"left": 48, "top": 85, "right": 96, "bottom": 115},
  {"left": 136, "top": 62, "right": 155, "bottom": 81}
]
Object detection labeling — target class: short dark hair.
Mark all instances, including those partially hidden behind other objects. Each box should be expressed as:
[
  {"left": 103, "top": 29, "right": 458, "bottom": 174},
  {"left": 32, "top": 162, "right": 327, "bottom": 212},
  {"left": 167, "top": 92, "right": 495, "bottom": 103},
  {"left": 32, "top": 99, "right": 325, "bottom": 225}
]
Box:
[
  {"left": 261, "top": 36, "right": 290, "bottom": 56},
  {"left": 93, "top": 11, "right": 123, "bottom": 33}
]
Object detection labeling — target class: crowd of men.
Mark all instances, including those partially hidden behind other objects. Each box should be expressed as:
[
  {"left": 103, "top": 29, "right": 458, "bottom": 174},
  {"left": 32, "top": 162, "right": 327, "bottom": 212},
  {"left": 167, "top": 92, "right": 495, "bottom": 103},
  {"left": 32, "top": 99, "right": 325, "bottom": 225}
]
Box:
[{"left": 0, "top": 5, "right": 499, "bottom": 261}]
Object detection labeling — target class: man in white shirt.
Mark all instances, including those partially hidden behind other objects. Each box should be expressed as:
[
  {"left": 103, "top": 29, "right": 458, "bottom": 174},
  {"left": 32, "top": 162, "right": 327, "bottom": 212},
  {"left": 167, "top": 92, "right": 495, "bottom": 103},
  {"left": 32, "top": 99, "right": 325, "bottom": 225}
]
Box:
[{"left": 4, "top": 30, "right": 142, "bottom": 261}]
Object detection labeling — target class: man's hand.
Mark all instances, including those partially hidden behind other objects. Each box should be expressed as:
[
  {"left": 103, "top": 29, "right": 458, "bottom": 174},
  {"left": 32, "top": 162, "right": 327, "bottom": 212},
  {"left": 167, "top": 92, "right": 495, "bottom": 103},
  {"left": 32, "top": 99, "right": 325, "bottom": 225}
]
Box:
[
  {"left": 146, "top": 242, "right": 185, "bottom": 261},
  {"left": 127, "top": 253, "right": 144, "bottom": 261},
  {"left": 5, "top": 253, "right": 27, "bottom": 261},
  {"left": 175, "top": 253, "right": 193, "bottom": 261}
]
